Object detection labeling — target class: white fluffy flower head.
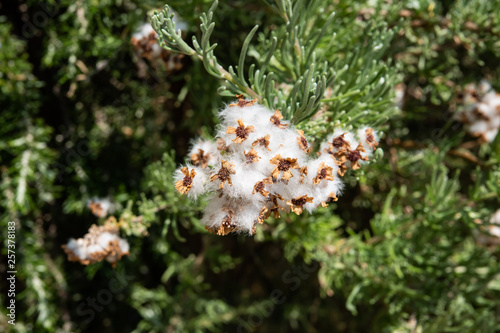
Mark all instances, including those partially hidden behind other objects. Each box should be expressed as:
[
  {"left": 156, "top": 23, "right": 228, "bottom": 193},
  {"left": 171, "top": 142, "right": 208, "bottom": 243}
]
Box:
[{"left": 174, "top": 96, "right": 379, "bottom": 235}]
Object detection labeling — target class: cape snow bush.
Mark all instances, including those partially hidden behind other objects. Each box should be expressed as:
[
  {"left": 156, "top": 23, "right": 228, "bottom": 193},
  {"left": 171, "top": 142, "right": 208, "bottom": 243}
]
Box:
[{"left": 174, "top": 96, "right": 378, "bottom": 235}]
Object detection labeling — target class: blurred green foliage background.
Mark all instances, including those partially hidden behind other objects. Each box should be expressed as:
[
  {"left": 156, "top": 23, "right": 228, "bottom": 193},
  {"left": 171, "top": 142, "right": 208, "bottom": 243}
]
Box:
[{"left": 1, "top": 0, "right": 500, "bottom": 332}]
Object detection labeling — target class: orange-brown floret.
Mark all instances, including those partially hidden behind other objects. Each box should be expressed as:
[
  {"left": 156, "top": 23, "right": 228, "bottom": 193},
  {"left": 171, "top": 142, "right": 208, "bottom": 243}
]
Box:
[
  {"left": 270, "top": 154, "right": 299, "bottom": 180},
  {"left": 329, "top": 133, "right": 351, "bottom": 151},
  {"left": 270, "top": 109, "right": 288, "bottom": 129},
  {"left": 252, "top": 177, "right": 274, "bottom": 197},
  {"left": 335, "top": 143, "right": 369, "bottom": 176},
  {"left": 228, "top": 94, "right": 258, "bottom": 108},
  {"left": 252, "top": 134, "right": 272, "bottom": 151},
  {"left": 313, "top": 162, "right": 334, "bottom": 185},
  {"left": 296, "top": 130, "right": 311, "bottom": 153},
  {"left": 347, "top": 143, "right": 369, "bottom": 170},
  {"left": 175, "top": 167, "right": 196, "bottom": 194},
  {"left": 227, "top": 119, "right": 255, "bottom": 144},
  {"left": 244, "top": 149, "right": 261, "bottom": 164},
  {"left": 258, "top": 206, "right": 270, "bottom": 224},
  {"left": 210, "top": 160, "right": 236, "bottom": 189},
  {"left": 365, "top": 128, "right": 379, "bottom": 149},
  {"left": 286, "top": 195, "right": 314, "bottom": 215},
  {"left": 191, "top": 148, "right": 210, "bottom": 168},
  {"left": 264, "top": 194, "right": 285, "bottom": 219},
  {"left": 320, "top": 192, "right": 339, "bottom": 208}
]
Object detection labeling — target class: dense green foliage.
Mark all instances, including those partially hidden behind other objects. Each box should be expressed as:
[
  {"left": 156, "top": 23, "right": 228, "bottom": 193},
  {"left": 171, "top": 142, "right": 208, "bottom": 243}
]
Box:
[{"left": 0, "top": 0, "right": 499, "bottom": 332}]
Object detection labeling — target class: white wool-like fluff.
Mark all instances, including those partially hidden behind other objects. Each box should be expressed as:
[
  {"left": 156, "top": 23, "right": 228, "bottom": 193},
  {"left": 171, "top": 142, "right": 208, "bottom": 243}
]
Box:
[
  {"left": 189, "top": 139, "right": 220, "bottom": 167},
  {"left": 174, "top": 98, "right": 379, "bottom": 235},
  {"left": 97, "top": 232, "right": 117, "bottom": 248},
  {"left": 491, "top": 209, "right": 500, "bottom": 224},
  {"left": 456, "top": 80, "right": 500, "bottom": 143},
  {"left": 132, "top": 22, "right": 156, "bottom": 41},
  {"left": 65, "top": 239, "right": 87, "bottom": 260},
  {"left": 133, "top": 12, "right": 187, "bottom": 40},
  {"left": 118, "top": 239, "right": 130, "bottom": 253},
  {"left": 174, "top": 164, "right": 211, "bottom": 199}
]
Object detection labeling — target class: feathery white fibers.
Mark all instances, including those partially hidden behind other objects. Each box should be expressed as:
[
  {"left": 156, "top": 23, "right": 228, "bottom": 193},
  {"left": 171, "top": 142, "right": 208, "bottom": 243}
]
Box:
[
  {"left": 266, "top": 126, "right": 294, "bottom": 150},
  {"left": 189, "top": 166, "right": 210, "bottom": 199},
  {"left": 119, "top": 239, "right": 130, "bottom": 253},
  {"left": 86, "top": 244, "right": 103, "bottom": 257},
  {"left": 132, "top": 22, "right": 155, "bottom": 40},
  {"left": 201, "top": 194, "right": 229, "bottom": 229},
  {"left": 131, "top": 23, "right": 163, "bottom": 58},
  {"left": 173, "top": 166, "right": 187, "bottom": 182},
  {"left": 66, "top": 239, "right": 86, "bottom": 260},
  {"left": 235, "top": 201, "right": 265, "bottom": 232},
  {"left": 274, "top": 129, "right": 309, "bottom": 163},
  {"left": 174, "top": 99, "right": 378, "bottom": 235},
  {"left": 322, "top": 127, "right": 374, "bottom": 170},
  {"left": 219, "top": 103, "right": 269, "bottom": 128},
  {"left": 226, "top": 162, "right": 266, "bottom": 199},
  {"left": 97, "top": 232, "right": 116, "bottom": 248},
  {"left": 189, "top": 139, "right": 220, "bottom": 166},
  {"left": 173, "top": 164, "right": 210, "bottom": 198},
  {"left": 285, "top": 181, "right": 317, "bottom": 213},
  {"left": 200, "top": 195, "right": 263, "bottom": 233}
]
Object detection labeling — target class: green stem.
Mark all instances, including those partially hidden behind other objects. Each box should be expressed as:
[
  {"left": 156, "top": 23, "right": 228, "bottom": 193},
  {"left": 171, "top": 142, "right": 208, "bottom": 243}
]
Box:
[{"left": 192, "top": 50, "right": 262, "bottom": 100}]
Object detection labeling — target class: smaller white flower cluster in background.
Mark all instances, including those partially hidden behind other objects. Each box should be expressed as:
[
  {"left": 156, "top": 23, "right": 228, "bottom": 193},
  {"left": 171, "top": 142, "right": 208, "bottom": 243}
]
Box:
[
  {"left": 131, "top": 23, "right": 163, "bottom": 60},
  {"left": 62, "top": 221, "right": 129, "bottom": 267},
  {"left": 174, "top": 96, "right": 379, "bottom": 236},
  {"left": 87, "top": 197, "right": 115, "bottom": 218},
  {"left": 130, "top": 16, "right": 186, "bottom": 71},
  {"left": 456, "top": 80, "right": 500, "bottom": 142},
  {"left": 474, "top": 209, "right": 500, "bottom": 246}
]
